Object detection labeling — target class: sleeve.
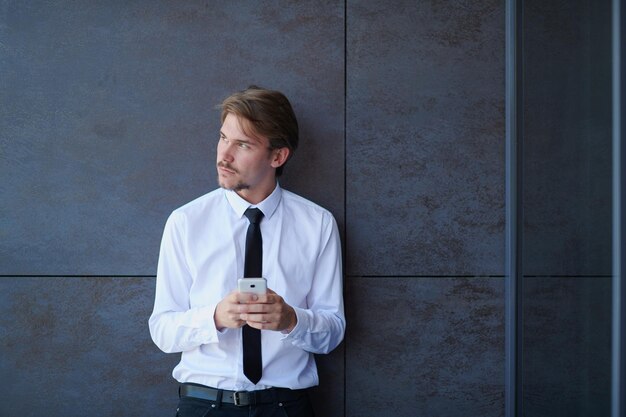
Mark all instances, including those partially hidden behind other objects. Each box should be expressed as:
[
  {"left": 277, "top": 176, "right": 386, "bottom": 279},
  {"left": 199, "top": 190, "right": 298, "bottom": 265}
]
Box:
[
  {"left": 148, "top": 212, "right": 221, "bottom": 353},
  {"left": 281, "top": 213, "right": 346, "bottom": 354}
]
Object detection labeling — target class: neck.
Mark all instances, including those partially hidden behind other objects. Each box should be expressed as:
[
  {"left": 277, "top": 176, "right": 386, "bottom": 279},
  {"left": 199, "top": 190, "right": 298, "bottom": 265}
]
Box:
[{"left": 236, "top": 181, "right": 277, "bottom": 205}]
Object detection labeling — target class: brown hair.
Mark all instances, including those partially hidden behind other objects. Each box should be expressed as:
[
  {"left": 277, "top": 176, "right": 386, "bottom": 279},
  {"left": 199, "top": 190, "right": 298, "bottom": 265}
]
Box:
[{"left": 220, "top": 86, "right": 299, "bottom": 177}]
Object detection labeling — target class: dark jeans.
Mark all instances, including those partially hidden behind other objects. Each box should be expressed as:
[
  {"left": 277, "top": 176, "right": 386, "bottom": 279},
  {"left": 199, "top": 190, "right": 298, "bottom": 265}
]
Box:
[{"left": 176, "top": 391, "right": 315, "bottom": 417}]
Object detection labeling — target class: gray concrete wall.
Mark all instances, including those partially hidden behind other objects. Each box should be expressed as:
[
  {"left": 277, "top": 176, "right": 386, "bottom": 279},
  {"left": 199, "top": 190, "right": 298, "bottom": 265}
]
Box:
[
  {"left": 344, "top": 1, "right": 505, "bottom": 415},
  {"left": 1, "top": 1, "right": 505, "bottom": 416}
]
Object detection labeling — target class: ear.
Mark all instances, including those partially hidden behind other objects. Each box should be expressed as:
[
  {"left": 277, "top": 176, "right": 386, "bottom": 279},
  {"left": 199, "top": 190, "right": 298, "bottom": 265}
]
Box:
[{"left": 270, "top": 147, "right": 290, "bottom": 169}]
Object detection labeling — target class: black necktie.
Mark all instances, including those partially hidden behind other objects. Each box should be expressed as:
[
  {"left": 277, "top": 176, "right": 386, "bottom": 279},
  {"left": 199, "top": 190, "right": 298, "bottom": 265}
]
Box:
[{"left": 242, "top": 208, "right": 263, "bottom": 384}]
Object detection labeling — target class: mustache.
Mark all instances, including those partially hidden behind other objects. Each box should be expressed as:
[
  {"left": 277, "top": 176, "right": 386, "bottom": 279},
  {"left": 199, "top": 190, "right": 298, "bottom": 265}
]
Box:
[{"left": 217, "top": 161, "right": 239, "bottom": 174}]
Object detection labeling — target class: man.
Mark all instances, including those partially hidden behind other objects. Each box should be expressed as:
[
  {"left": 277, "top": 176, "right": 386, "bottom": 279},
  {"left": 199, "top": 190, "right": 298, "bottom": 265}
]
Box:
[{"left": 149, "top": 86, "right": 345, "bottom": 417}]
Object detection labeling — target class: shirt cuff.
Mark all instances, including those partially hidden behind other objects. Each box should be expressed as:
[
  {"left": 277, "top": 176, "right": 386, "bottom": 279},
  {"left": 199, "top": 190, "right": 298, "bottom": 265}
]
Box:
[
  {"left": 281, "top": 306, "right": 309, "bottom": 340},
  {"left": 189, "top": 304, "right": 220, "bottom": 343}
]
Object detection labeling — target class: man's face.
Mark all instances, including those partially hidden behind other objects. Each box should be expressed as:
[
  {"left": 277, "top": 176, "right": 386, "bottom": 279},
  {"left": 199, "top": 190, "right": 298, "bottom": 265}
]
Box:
[{"left": 216, "top": 113, "right": 284, "bottom": 203}]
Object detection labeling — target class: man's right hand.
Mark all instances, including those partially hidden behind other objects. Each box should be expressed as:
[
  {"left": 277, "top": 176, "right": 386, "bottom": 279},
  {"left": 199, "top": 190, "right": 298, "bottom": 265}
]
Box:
[{"left": 214, "top": 290, "right": 260, "bottom": 330}]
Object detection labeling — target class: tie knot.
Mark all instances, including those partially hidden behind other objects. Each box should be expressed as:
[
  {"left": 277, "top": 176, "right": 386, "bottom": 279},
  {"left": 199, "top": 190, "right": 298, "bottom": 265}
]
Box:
[{"left": 244, "top": 208, "right": 264, "bottom": 224}]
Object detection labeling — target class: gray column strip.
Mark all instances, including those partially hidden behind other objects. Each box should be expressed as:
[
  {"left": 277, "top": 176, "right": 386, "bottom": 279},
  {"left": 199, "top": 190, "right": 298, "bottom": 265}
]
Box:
[
  {"left": 613, "top": 0, "right": 625, "bottom": 416},
  {"left": 505, "top": 0, "right": 523, "bottom": 416}
]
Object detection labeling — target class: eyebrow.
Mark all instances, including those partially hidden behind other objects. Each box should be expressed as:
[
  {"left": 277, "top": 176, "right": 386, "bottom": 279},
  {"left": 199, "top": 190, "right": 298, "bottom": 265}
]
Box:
[{"left": 220, "top": 131, "right": 256, "bottom": 146}]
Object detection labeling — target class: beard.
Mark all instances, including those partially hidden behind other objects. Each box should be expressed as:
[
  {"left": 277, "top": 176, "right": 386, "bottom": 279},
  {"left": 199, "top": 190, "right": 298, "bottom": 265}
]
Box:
[
  {"left": 219, "top": 179, "right": 250, "bottom": 192},
  {"left": 217, "top": 162, "right": 250, "bottom": 191}
]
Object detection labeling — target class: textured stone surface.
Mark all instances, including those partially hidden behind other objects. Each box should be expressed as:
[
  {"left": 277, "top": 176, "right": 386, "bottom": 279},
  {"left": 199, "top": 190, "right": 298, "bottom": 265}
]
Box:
[
  {"left": 522, "top": 0, "right": 612, "bottom": 276},
  {"left": 7, "top": 1, "right": 609, "bottom": 417},
  {"left": 0, "top": 276, "right": 345, "bottom": 417},
  {"left": 0, "top": 277, "right": 179, "bottom": 417},
  {"left": 309, "top": 345, "right": 345, "bottom": 417},
  {"left": 517, "top": 1, "right": 614, "bottom": 416},
  {"left": 522, "top": 277, "right": 611, "bottom": 417},
  {"left": 346, "top": 0, "right": 505, "bottom": 276},
  {"left": 0, "top": 0, "right": 345, "bottom": 275},
  {"left": 345, "top": 277, "right": 505, "bottom": 417}
]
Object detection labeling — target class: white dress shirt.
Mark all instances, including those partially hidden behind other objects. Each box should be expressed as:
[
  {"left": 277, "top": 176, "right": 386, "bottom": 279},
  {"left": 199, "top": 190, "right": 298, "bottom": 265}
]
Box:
[{"left": 149, "top": 184, "right": 345, "bottom": 391}]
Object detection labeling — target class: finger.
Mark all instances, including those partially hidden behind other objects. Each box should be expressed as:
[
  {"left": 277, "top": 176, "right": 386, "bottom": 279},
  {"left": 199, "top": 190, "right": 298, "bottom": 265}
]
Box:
[
  {"left": 265, "top": 289, "right": 286, "bottom": 304},
  {"left": 227, "top": 289, "right": 242, "bottom": 301},
  {"left": 249, "top": 318, "right": 282, "bottom": 331},
  {"left": 242, "top": 312, "right": 273, "bottom": 324},
  {"left": 245, "top": 288, "right": 271, "bottom": 304},
  {"left": 240, "top": 303, "right": 269, "bottom": 314},
  {"left": 237, "top": 292, "right": 260, "bottom": 304},
  {"left": 251, "top": 293, "right": 270, "bottom": 303},
  {"left": 241, "top": 314, "right": 258, "bottom": 325},
  {"left": 243, "top": 289, "right": 272, "bottom": 304},
  {"left": 246, "top": 321, "right": 264, "bottom": 330}
]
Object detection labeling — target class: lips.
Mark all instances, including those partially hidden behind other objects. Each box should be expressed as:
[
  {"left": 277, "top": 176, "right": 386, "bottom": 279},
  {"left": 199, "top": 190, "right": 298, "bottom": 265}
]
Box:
[{"left": 217, "top": 162, "right": 237, "bottom": 174}]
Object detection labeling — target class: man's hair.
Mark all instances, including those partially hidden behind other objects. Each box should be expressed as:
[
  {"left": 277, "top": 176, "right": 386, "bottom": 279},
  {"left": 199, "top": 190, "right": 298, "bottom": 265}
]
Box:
[{"left": 220, "top": 85, "right": 299, "bottom": 177}]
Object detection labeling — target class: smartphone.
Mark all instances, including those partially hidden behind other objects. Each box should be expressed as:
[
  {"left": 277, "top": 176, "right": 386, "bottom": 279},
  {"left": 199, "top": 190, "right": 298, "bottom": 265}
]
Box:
[{"left": 238, "top": 277, "right": 267, "bottom": 295}]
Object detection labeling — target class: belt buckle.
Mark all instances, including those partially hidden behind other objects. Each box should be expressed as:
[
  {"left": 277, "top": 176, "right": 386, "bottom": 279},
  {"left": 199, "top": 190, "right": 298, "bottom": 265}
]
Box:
[{"left": 233, "top": 391, "right": 250, "bottom": 407}]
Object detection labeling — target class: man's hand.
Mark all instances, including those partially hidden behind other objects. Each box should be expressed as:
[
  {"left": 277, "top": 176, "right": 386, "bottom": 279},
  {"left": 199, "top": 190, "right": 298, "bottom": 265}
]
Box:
[
  {"left": 214, "top": 290, "right": 258, "bottom": 330},
  {"left": 214, "top": 289, "right": 297, "bottom": 333},
  {"left": 239, "top": 289, "right": 298, "bottom": 333}
]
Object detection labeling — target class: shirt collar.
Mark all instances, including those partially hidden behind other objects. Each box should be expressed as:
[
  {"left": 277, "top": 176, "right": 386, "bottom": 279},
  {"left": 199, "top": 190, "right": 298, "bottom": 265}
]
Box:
[{"left": 224, "top": 183, "right": 282, "bottom": 220}]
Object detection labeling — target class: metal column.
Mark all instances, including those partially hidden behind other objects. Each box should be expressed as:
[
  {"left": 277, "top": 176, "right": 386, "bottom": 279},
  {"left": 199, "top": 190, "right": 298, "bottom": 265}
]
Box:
[
  {"left": 612, "top": 0, "right": 626, "bottom": 416},
  {"left": 505, "top": 0, "right": 523, "bottom": 416}
]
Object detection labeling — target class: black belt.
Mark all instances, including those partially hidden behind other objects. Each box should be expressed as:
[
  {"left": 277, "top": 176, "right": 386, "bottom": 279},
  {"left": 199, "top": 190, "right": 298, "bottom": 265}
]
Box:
[{"left": 179, "top": 383, "right": 306, "bottom": 407}]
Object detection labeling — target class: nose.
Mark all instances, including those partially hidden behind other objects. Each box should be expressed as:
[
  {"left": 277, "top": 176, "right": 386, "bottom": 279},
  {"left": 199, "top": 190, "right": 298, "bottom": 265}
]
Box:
[{"left": 218, "top": 140, "right": 235, "bottom": 162}]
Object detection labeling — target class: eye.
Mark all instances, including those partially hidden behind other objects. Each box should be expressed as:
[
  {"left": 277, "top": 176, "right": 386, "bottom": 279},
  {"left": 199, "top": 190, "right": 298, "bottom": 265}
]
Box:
[{"left": 238, "top": 142, "right": 250, "bottom": 149}]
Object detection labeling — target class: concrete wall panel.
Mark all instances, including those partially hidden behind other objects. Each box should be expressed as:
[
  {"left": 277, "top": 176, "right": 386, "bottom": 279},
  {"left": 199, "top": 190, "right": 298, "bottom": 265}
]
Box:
[
  {"left": 0, "top": 277, "right": 178, "bottom": 416},
  {"left": 0, "top": 0, "right": 345, "bottom": 275},
  {"left": 345, "top": 277, "right": 504, "bottom": 417},
  {"left": 346, "top": 0, "right": 504, "bottom": 276},
  {"left": 1, "top": 1, "right": 512, "bottom": 416},
  {"left": 522, "top": 277, "right": 611, "bottom": 416},
  {"left": 0, "top": 276, "right": 345, "bottom": 417},
  {"left": 522, "top": 0, "right": 612, "bottom": 276}
]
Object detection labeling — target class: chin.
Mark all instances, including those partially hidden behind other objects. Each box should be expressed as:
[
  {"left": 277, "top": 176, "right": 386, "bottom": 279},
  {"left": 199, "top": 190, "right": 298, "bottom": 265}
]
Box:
[{"left": 219, "top": 180, "right": 249, "bottom": 192}]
